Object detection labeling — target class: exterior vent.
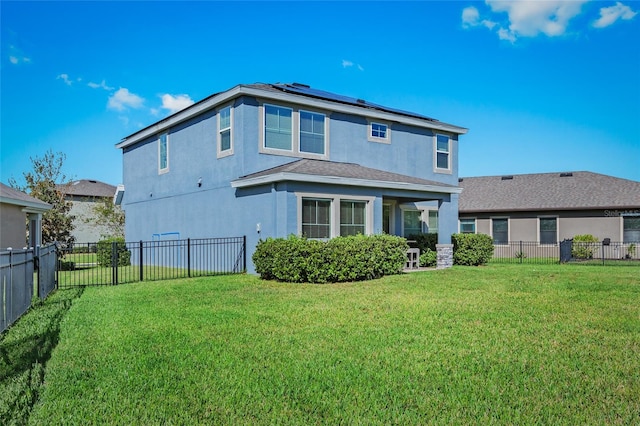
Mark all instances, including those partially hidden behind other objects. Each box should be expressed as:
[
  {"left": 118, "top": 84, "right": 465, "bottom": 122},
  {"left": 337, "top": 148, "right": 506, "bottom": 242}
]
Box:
[
  {"left": 357, "top": 99, "right": 366, "bottom": 104},
  {"left": 501, "top": 175, "right": 513, "bottom": 180},
  {"left": 291, "top": 82, "right": 310, "bottom": 88},
  {"left": 560, "top": 172, "right": 573, "bottom": 177},
  {"left": 458, "top": 178, "right": 464, "bottom": 182}
]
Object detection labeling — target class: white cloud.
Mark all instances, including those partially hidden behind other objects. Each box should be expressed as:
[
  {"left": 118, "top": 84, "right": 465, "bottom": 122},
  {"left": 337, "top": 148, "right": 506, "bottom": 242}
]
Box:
[
  {"left": 463, "top": 0, "right": 594, "bottom": 42},
  {"left": 342, "top": 59, "right": 364, "bottom": 71},
  {"left": 57, "top": 73, "right": 73, "bottom": 86},
  {"left": 88, "top": 80, "right": 114, "bottom": 90},
  {"left": 108, "top": 88, "right": 144, "bottom": 111},
  {"left": 593, "top": 2, "right": 637, "bottom": 28},
  {"left": 8, "top": 44, "right": 31, "bottom": 65},
  {"left": 160, "top": 94, "right": 194, "bottom": 114}
]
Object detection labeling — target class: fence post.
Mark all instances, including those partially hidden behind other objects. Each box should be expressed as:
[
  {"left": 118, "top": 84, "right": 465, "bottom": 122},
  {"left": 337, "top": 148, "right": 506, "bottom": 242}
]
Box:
[
  {"left": 111, "top": 241, "right": 118, "bottom": 285},
  {"left": 187, "top": 238, "right": 191, "bottom": 278},
  {"left": 519, "top": 241, "right": 523, "bottom": 264},
  {"left": 35, "top": 245, "right": 40, "bottom": 299},
  {"left": 243, "top": 235, "right": 247, "bottom": 272},
  {"left": 139, "top": 241, "right": 144, "bottom": 282}
]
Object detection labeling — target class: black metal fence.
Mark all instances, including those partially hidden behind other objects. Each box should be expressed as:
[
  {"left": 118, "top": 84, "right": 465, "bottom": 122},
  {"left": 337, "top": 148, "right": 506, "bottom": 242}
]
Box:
[
  {"left": 491, "top": 241, "right": 639, "bottom": 266},
  {"left": 57, "top": 236, "right": 246, "bottom": 288},
  {"left": 1, "top": 243, "right": 57, "bottom": 334}
]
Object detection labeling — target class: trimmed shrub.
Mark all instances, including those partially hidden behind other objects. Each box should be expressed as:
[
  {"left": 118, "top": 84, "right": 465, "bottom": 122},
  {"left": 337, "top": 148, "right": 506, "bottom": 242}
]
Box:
[
  {"left": 96, "top": 237, "right": 131, "bottom": 267},
  {"left": 452, "top": 233, "right": 494, "bottom": 266},
  {"left": 572, "top": 234, "right": 599, "bottom": 259},
  {"left": 252, "top": 234, "right": 408, "bottom": 283},
  {"left": 419, "top": 249, "right": 437, "bottom": 268},
  {"left": 407, "top": 233, "right": 438, "bottom": 253}
]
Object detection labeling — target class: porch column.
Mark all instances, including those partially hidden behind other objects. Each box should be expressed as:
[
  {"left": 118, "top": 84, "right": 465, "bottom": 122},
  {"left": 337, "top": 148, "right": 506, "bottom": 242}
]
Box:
[{"left": 437, "top": 193, "right": 459, "bottom": 245}]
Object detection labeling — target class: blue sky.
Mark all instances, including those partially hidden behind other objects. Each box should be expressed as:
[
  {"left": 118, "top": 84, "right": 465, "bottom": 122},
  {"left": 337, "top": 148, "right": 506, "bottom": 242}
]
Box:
[{"left": 2, "top": 1, "right": 639, "bottom": 188}]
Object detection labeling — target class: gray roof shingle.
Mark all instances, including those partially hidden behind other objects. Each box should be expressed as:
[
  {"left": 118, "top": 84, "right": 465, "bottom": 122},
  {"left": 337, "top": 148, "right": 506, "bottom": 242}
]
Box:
[
  {"left": 458, "top": 171, "right": 640, "bottom": 212},
  {"left": 0, "top": 183, "right": 52, "bottom": 210},
  {"left": 236, "top": 159, "right": 457, "bottom": 188},
  {"left": 58, "top": 180, "right": 116, "bottom": 198}
]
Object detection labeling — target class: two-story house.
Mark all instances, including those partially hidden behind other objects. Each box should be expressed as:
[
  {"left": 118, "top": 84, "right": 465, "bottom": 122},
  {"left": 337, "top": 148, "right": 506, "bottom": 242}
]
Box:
[{"left": 116, "top": 83, "right": 467, "bottom": 272}]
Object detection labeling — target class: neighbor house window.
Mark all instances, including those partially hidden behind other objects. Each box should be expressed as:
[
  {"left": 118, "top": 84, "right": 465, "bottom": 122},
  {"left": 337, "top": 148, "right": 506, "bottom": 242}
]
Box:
[
  {"left": 159, "top": 132, "right": 169, "bottom": 173},
  {"left": 299, "top": 110, "right": 325, "bottom": 155},
  {"left": 218, "top": 106, "right": 232, "bottom": 156},
  {"left": 492, "top": 218, "right": 508, "bottom": 245},
  {"left": 264, "top": 105, "right": 292, "bottom": 150},
  {"left": 539, "top": 217, "right": 557, "bottom": 244},
  {"left": 623, "top": 216, "right": 640, "bottom": 243},
  {"left": 302, "top": 198, "right": 331, "bottom": 239},
  {"left": 368, "top": 121, "right": 390, "bottom": 143},
  {"left": 426, "top": 210, "right": 438, "bottom": 234},
  {"left": 340, "top": 200, "right": 366, "bottom": 236},
  {"left": 403, "top": 210, "right": 422, "bottom": 236},
  {"left": 460, "top": 218, "right": 476, "bottom": 234},
  {"left": 435, "top": 134, "right": 450, "bottom": 171}
]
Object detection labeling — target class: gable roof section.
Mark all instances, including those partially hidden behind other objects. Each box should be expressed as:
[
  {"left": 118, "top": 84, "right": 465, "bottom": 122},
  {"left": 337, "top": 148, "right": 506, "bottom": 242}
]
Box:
[
  {"left": 231, "top": 159, "right": 462, "bottom": 194},
  {"left": 0, "top": 183, "right": 52, "bottom": 212},
  {"left": 116, "top": 83, "right": 468, "bottom": 150},
  {"left": 58, "top": 179, "right": 117, "bottom": 198},
  {"left": 458, "top": 172, "right": 640, "bottom": 213}
]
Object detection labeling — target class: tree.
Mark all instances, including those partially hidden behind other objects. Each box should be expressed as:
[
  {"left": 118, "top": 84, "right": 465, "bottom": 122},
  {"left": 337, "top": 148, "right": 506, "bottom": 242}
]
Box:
[
  {"left": 9, "top": 150, "right": 76, "bottom": 247},
  {"left": 86, "top": 198, "right": 125, "bottom": 239}
]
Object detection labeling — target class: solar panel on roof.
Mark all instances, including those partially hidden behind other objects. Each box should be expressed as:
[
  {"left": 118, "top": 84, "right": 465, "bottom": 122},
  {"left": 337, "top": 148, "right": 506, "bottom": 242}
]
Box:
[{"left": 272, "top": 83, "right": 438, "bottom": 122}]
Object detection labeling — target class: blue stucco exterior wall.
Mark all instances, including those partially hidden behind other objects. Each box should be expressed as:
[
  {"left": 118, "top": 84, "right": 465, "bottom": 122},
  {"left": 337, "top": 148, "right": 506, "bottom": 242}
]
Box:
[{"left": 120, "top": 93, "right": 462, "bottom": 273}]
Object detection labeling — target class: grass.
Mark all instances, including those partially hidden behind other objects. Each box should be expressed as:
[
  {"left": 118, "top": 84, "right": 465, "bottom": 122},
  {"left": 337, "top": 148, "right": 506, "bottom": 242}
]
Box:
[{"left": 2, "top": 264, "right": 639, "bottom": 424}]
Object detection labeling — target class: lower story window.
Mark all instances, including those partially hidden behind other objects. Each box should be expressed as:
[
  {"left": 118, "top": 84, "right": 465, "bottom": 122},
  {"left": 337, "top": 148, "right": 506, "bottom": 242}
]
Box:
[
  {"left": 426, "top": 210, "right": 438, "bottom": 234},
  {"left": 623, "top": 216, "right": 640, "bottom": 243},
  {"left": 302, "top": 198, "right": 330, "bottom": 239},
  {"left": 403, "top": 210, "right": 422, "bottom": 236},
  {"left": 492, "top": 218, "right": 508, "bottom": 245},
  {"left": 460, "top": 218, "right": 476, "bottom": 234},
  {"left": 539, "top": 217, "right": 557, "bottom": 244},
  {"left": 340, "top": 201, "right": 366, "bottom": 236}
]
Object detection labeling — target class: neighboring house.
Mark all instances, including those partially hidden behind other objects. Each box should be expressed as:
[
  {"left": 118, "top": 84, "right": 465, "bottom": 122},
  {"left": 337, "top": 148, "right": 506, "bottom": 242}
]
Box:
[
  {"left": 0, "top": 183, "right": 52, "bottom": 249},
  {"left": 116, "top": 83, "right": 468, "bottom": 272},
  {"left": 58, "top": 179, "right": 118, "bottom": 243},
  {"left": 458, "top": 171, "right": 640, "bottom": 244}
]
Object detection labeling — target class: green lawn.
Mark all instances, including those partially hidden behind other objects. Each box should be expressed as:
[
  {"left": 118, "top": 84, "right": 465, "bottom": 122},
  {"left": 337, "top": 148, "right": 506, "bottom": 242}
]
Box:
[{"left": 3, "top": 264, "right": 639, "bottom": 424}]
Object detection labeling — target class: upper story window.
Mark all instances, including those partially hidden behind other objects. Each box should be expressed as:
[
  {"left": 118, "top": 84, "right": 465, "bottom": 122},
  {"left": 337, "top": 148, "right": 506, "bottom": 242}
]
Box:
[
  {"left": 218, "top": 105, "right": 233, "bottom": 157},
  {"left": 158, "top": 132, "right": 169, "bottom": 173},
  {"left": 299, "top": 110, "right": 325, "bottom": 154},
  {"left": 435, "top": 134, "right": 451, "bottom": 172},
  {"left": 261, "top": 103, "right": 328, "bottom": 159},
  {"left": 265, "top": 105, "right": 293, "bottom": 150},
  {"left": 368, "top": 120, "right": 390, "bottom": 144},
  {"left": 460, "top": 218, "right": 476, "bottom": 234}
]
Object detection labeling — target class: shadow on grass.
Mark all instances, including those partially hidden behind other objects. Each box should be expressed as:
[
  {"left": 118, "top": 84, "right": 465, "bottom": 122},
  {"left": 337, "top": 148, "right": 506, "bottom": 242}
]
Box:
[{"left": 0, "top": 287, "right": 84, "bottom": 425}]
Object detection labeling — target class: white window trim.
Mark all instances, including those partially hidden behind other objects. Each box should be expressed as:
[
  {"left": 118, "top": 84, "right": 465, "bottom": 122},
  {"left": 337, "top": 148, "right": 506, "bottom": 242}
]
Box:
[
  {"left": 491, "top": 217, "right": 510, "bottom": 246},
  {"left": 217, "top": 104, "right": 233, "bottom": 158},
  {"left": 459, "top": 217, "right": 477, "bottom": 234},
  {"left": 425, "top": 208, "right": 438, "bottom": 234},
  {"left": 259, "top": 102, "right": 329, "bottom": 160},
  {"left": 368, "top": 120, "right": 391, "bottom": 144},
  {"left": 537, "top": 216, "right": 559, "bottom": 245},
  {"left": 158, "top": 132, "right": 169, "bottom": 174},
  {"left": 296, "top": 192, "right": 374, "bottom": 239},
  {"left": 434, "top": 133, "right": 452, "bottom": 174}
]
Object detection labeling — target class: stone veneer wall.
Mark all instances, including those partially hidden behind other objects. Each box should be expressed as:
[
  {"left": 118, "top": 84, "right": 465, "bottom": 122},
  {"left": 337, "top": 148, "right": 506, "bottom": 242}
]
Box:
[{"left": 436, "top": 244, "right": 453, "bottom": 269}]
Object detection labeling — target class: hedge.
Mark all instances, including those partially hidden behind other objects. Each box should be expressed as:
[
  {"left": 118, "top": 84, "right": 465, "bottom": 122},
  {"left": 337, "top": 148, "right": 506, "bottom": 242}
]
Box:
[
  {"left": 452, "top": 233, "right": 494, "bottom": 266},
  {"left": 96, "top": 237, "right": 131, "bottom": 267},
  {"left": 572, "top": 234, "right": 599, "bottom": 259},
  {"left": 253, "top": 234, "right": 408, "bottom": 283}
]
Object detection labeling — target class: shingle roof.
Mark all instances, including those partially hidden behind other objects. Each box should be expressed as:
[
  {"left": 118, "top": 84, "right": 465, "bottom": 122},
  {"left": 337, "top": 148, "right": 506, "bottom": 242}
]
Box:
[
  {"left": 0, "top": 183, "right": 52, "bottom": 211},
  {"left": 458, "top": 171, "right": 640, "bottom": 212},
  {"left": 58, "top": 180, "right": 116, "bottom": 198},
  {"left": 233, "top": 159, "right": 459, "bottom": 193}
]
